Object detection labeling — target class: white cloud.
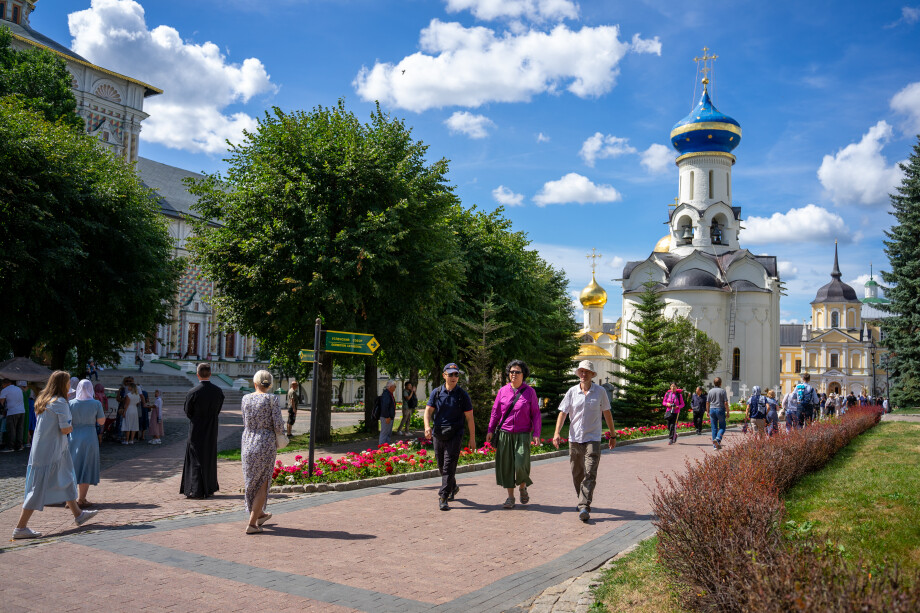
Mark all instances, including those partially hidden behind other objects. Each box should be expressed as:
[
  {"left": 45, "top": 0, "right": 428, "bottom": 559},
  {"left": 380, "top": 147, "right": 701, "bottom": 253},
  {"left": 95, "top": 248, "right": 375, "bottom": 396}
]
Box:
[
  {"left": 817, "top": 121, "right": 904, "bottom": 206},
  {"left": 445, "top": 0, "right": 579, "bottom": 22},
  {"left": 68, "top": 0, "right": 276, "bottom": 154},
  {"left": 905, "top": 6, "right": 920, "bottom": 23},
  {"left": 536, "top": 132, "right": 550, "bottom": 142},
  {"left": 741, "top": 205, "right": 850, "bottom": 244},
  {"left": 639, "top": 143, "right": 674, "bottom": 173},
  {"left": 629, "top": 32, "right": 662, "bottom": 55},
  {"left": 579, "top": 132, "right": 636, "bottom": 167},
  {"left": 444, "top": 111, "right": 495, "bottom": 138},
  {"left": 891, "top": 81, "right": 920, "bottom": 135},
  {"left": 777, "top": 261, "right": 798, "bottom": 280},
  {"left": 354, "top": 20, "right": 661, "bottom": 112},
  {"left": 492, "top": 185, "right": 524, "bottom": 206},
  {"left": 534, "top": 173, "right": 621, "bottom": 206}
]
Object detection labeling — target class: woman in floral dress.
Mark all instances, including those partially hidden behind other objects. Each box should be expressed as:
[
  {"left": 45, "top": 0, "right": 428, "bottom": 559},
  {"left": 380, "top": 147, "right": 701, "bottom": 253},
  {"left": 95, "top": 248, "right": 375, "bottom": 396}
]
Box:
[{"left": 241, "top": 369, "right": 284, "bottom": 534}]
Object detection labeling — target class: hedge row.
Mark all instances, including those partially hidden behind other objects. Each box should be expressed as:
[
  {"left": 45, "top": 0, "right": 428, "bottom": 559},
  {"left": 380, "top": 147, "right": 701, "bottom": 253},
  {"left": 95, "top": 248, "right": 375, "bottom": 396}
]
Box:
[{"left": 652, "top": 409, "right": 919, "bottom": 612}]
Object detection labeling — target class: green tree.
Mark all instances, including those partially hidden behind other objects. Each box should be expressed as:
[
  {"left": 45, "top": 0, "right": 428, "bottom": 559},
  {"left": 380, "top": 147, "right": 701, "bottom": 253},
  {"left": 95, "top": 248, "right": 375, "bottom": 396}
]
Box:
[
  {"left": 0, "top": 27, "right": 82, "bottom": 131},
  {"left": 881, "top": 135, "right": 920, "bottom": 407},
  {"left": 530, "top": 270, "right": 580, "bottom": 413},
  {"left": 456, "top": 292, "right": 510, "bottom": 436},
  {"left": 187, "top": 101, "right": 460, "bottom": 444},
  {"left": 0, "top": 97, "right": 180, "bottom": 367},
  {"left": 664, "top": 315, "right": 721, "bottom": 394},
  {"left": 611, "top": 279, "right": 673, "bottom": 421}
]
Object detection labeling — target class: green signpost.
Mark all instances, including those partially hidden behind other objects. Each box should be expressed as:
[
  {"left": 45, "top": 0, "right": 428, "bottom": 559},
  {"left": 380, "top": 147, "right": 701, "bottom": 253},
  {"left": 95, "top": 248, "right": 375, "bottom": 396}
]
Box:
[
  {"left": 298, "top": 349, "right": 315, "bottom": 362},
  {"left": 324, "top": 330, "right": 380, "bottom": 355}
]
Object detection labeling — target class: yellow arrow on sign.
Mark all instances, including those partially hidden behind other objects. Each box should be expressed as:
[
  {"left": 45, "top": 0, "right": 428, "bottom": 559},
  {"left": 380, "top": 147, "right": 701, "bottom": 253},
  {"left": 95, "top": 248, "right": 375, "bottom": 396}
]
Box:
[{"left": 367, "top": 337, "right": 380, "bottom": 353}]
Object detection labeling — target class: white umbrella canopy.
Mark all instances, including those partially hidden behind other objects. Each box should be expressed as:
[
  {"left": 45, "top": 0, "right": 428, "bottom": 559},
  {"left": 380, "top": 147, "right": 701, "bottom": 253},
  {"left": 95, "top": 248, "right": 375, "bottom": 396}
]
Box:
[{"left": 0, "top": 357, "right": 54, "bottom": 383}]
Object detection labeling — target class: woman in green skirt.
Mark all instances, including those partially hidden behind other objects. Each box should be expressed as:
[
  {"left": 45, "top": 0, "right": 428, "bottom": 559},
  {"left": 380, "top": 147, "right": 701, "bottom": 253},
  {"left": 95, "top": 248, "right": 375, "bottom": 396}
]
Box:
[{"left": 486, "top": 360, "right": 542, "bottom": 509}]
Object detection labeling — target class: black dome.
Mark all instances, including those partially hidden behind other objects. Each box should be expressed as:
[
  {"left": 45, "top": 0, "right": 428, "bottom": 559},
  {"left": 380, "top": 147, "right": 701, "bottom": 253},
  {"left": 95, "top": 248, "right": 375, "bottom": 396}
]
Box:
[
  {"left": 811, "top": 243, "right": 860, "bottom": 304},
  {"left": 669, "top": 268, "right": 723, "bottom": 289}
]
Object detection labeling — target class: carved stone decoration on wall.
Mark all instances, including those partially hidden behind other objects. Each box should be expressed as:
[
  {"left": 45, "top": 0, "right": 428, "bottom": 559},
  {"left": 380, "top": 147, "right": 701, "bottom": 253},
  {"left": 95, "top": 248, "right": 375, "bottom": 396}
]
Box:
[{"left": 94, "top": 83, "right": 122, "bottom": 103}]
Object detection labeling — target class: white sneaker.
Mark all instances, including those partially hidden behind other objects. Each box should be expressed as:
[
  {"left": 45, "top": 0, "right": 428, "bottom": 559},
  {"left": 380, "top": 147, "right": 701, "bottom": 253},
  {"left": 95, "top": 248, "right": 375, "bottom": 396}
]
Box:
[
  {"left": 74, "top": 509, "right": 99, "bottom": 526},
  {"left": 148, "top": 440, "right": 156, "bottom": 444},
  {"left": 12, "top": 527, "right": 42, "bottom": 539}
]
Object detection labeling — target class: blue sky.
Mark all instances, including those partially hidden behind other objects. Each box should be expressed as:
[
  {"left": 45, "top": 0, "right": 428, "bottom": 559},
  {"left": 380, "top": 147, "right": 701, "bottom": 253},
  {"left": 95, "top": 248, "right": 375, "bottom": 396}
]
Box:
[{"left": 30, "top": 0, "right": 920, "bottom": 325}]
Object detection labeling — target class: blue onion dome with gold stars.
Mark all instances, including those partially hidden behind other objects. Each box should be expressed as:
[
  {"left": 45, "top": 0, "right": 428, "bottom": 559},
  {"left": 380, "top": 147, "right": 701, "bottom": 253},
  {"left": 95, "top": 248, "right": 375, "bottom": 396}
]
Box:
[{"left": 670, "top": 87, "right": 741, "bottom": 157}]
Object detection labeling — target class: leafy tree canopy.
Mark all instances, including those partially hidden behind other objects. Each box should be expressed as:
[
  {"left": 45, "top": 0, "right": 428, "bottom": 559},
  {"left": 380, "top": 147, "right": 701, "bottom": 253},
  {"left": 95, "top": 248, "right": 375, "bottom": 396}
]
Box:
[
  {"left": 187, "top": 100, "right": 461, "bottom": 442},
  {"left": 0, "top": 27, "right": 82, "bottom": 131},
  {"left": 0, "top": 96, "right": 180, "bottom": 367}
]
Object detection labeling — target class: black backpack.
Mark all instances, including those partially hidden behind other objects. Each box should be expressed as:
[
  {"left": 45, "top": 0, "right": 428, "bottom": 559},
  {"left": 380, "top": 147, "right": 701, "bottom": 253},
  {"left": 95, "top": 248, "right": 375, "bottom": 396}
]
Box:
[{"left": 371, "top": 395, "right": 381, "bottom": 421}]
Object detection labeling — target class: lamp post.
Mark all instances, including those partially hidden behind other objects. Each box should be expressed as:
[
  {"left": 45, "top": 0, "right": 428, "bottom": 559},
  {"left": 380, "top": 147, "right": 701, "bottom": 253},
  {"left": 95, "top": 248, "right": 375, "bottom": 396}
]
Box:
[{"left": 868, "top": 336, "right": 877, "bottom": 400}]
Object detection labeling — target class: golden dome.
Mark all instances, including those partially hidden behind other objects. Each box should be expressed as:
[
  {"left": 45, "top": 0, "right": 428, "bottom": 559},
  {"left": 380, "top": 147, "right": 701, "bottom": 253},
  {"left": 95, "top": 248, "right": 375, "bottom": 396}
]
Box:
[
  {"left": 579, "top": 272, "right": 607, "bottom": 308},
  {"left": 653, "top": 234, "right": 672, "bottom": 253},
  {"left": 577, "top": 344, "right": 612, "bottom": 358}
]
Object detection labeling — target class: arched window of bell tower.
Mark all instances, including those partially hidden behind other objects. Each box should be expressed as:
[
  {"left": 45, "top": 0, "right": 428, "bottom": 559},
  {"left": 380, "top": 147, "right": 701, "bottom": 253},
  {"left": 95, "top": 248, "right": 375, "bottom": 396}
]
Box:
[
  {"left": 726, "top": 173, "right": 730, "bottom": 202},
  {"left": 689, "top": 171, "right": 694, "bottom": 200},
  {"left": 708, "top": 170, "right": 714, "bottom": 199},
  {"left": 831, "top": 311, "right": 839, "bottom": 329}
]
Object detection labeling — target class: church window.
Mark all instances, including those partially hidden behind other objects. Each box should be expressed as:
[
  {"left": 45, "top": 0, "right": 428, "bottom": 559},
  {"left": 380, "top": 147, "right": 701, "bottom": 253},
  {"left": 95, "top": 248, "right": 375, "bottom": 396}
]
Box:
[
  {"left": 0, "top": 4, "right": 6, "bottom": 20},
  {"left": 12, "top": 4, "right": 19, "bottom": 23},
  {"left": 732, "top": 348, "right": 740, "bottom": 380},
  {"left": 830, "top": 354, "right": 838, "bottom": 368},
  {"left": 225, "top": 332, "right": 235, "bottom": 358},
  {"left": 779, "top": 358, "right": 783, "bottom": 373},
  {"left": 831, "top": 311, "right": 839, "bottom": 328},
  {"left": 847, "top": 310, "right": 855, "bottom": 328},
  {"left": 708, "top": 170, "right": 714, "bottom": 199},
  {"left": 794, "top": 359, "right": 802, "bottom": 373},
  {"left": 689, "top": 171, "right": 694, "bottom": 199},
  {"left": 355, "top": 386, "right": 365, "bottom": 402},
  {"left": 331, "top": 385, "right": 340, "bottom": 404},
  {"left": 726, "top": 173, "right": 730, "bottom": 201}
]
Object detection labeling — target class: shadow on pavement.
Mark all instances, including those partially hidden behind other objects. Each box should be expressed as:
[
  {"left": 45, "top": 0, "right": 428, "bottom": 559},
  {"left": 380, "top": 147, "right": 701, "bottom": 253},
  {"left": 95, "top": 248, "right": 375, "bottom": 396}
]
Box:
[{"left": 260, "top": 526, "right": 376, "bottom": 540}]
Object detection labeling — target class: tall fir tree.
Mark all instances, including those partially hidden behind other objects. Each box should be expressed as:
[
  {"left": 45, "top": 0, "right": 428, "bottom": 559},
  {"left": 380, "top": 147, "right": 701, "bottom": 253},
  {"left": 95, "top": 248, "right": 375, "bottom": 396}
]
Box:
[
  {"left": 611, "top": 280, "right": 673, "bottom": 421},
  {"left": 881, "top": 135, "right": 920, "bottom": 407},
  {"left": 456, "top": 293, "right": 510, "bottom": 437},
  {"left": 530, "top": 270, "right": 580, "bottom": 413}
]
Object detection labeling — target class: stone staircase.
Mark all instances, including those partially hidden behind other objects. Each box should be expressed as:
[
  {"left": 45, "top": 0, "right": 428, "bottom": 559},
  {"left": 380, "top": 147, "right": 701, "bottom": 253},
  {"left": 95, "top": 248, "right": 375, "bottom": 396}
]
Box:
[{"left": 96, "top": 369, "right": 246, "bottom": 408}]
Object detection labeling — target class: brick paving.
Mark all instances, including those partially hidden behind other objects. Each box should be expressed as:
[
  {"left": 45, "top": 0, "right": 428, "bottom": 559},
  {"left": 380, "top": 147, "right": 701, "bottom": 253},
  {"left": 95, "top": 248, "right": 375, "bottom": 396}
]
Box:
[{"left": 0, "top": 418, "right": 741, "bottom": 612}]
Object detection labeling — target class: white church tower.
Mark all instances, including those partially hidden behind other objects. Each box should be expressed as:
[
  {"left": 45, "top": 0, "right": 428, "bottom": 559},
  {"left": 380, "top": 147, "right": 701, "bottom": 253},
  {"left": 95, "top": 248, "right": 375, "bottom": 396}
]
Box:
[{"left": 619, "top": 49, "right": 781, "bottom": 395}]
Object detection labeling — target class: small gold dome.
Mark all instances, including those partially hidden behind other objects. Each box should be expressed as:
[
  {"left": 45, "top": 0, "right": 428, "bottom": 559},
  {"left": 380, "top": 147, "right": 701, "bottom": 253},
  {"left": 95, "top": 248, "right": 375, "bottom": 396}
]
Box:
[
  {"left": 654, "top": 234, "right": 672, "bottom": 253},
  {"left": 580, "top": 272, "right": 607, "bottom": 308}
]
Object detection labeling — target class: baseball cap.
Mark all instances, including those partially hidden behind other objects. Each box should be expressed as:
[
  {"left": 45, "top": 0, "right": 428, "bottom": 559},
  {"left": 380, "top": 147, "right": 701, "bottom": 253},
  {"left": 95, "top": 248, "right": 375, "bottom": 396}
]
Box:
[{"left": 443, "top": 362, "right": 460, "bottom": 374}]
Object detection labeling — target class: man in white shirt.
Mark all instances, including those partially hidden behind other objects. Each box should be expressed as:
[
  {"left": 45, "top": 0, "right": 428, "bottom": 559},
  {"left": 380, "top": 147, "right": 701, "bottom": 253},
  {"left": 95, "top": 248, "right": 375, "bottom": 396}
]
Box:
[
  {"left": 552, "top": 360, "right": 616, "bottom": 523},
  {"left": 0, "top": 379, "right": 26, "bottom": 452}
]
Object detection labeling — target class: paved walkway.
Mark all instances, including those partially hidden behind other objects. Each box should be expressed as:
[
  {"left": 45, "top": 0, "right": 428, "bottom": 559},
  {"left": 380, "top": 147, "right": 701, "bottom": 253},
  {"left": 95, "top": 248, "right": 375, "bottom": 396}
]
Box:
[{"left": 0, "top": 418, "right": 741, "bottom": 612}]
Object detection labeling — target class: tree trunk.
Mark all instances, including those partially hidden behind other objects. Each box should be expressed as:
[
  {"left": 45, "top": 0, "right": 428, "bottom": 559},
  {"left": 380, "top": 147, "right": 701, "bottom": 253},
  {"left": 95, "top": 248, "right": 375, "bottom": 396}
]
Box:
[
  {"left": 314, "top": 352, "right": 333, "bottom": 444},
  {"left": 409, "top": 367, "right": 419, "bottom": 389},
  {"left": 11, "top": 337, "right": 36, "bottom": 358},
  {"left": 364, "top": 355, "right": 378, "bottom": 433},
  {"left": 50, "top": 343, "right": 69, "bottom": 371}
]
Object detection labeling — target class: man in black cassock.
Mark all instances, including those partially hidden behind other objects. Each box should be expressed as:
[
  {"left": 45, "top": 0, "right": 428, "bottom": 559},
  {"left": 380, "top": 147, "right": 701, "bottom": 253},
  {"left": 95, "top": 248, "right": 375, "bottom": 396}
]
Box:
[{"left": 180, "top": 363, "right": 225, "bottom": 498}]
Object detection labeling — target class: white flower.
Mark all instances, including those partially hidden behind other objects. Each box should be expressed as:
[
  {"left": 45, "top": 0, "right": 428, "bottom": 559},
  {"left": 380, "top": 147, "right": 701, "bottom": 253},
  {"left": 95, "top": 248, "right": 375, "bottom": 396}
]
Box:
[{"left": 286, "top": 475, "right": 295, "bottom": 483}]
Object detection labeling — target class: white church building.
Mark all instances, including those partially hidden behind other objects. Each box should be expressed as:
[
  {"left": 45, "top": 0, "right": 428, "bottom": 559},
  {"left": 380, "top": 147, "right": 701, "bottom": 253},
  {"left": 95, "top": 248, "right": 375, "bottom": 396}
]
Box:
[{"left": 617, "top": 68, "right": 781, "bottom": 396}]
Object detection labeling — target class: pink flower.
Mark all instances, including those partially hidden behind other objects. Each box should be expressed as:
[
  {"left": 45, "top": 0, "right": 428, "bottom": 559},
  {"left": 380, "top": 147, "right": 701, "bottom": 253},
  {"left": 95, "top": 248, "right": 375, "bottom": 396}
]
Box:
[{"left": 294, "top": 455, "right": 303, "bottom": 461}]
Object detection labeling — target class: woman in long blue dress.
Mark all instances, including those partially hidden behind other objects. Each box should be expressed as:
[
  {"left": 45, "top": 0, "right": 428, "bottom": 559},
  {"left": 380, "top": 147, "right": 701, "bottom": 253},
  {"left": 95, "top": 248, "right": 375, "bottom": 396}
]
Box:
[
  {"left": 12, "top": 371, "right": 99, "bottom": 540},
  {"left": 69, "top": 379, "right": 105, "bottom": 507},
  {"left": 240, "top": 369, "right": 284, "bottom": 534}
]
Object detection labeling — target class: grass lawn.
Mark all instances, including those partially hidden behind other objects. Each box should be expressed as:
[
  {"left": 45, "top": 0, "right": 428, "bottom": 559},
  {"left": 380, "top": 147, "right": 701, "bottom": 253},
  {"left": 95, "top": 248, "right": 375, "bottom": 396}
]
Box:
[
  {"left": 891, "top": 406, "right": 920, "bottom": 415},
  {"left": 217, "top": 424, "right": 372, "bottom": 461},
  {"left": 783, "top": 420, "right": 920, "bottom": 579},
  {"left": 590, "top": 537, "right": 686, "bottom": 613}
]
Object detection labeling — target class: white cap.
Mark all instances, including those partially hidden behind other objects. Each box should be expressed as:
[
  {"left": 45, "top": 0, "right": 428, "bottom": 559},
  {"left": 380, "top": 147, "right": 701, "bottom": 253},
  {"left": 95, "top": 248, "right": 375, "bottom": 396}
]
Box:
[{"left": 576, "top": 360, "right": 597, "bottom": 375}]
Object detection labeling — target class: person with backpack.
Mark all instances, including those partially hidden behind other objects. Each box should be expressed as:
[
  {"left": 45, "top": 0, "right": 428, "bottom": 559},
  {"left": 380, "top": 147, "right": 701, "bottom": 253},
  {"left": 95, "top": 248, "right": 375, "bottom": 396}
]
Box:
[
  {"left": 746, "top": 385, "right": 768, "bottom": 435},
  {"left": 794, "top": 373, "right": 819, "bottom": 428},
  {"left": 376, "top": 381, "right": 397, "bottom": 445},
  {"left": 782, "top": 388, "right": 799, "bottom": 431},
  {"left": 765, "top": 389, "right": 779, "bottom": 436},
  {"left": 844, "top": 390, "right": 857, "bottom": 415},
  {"left": 423, "top": 363, "right": 475, "bottom": 511},
  {"left": 690, "top": 387, "right": 706, "bottom": 435},
  {"left": 706, "top": 377, "right": 728, "bottom": 450}
]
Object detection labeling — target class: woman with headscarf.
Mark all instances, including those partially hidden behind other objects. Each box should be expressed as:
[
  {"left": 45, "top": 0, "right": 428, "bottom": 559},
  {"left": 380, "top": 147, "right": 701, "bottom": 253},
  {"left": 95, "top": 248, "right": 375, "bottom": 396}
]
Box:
[
  {"left": 12, "top": 371, "right": 99, "bottom": 539},
  {"left": 94, "top": 383, "right": 113, "bottom": 442},
  {"left": 69, "top": 380, "right": 105, "bottom": 507},
  {"left": 67, "top": 376, "right": 79, "bottom": 401},
  {"left": 486, "top": 360, "right": 541, "bottom": 509},
  {"left": 746, "top": 386, "right": 767, "bottom": 435}
]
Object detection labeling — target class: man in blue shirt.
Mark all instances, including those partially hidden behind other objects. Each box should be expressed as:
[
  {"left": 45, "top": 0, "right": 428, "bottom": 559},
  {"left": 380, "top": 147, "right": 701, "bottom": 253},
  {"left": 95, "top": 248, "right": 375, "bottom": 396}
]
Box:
[
  {"left": 378, "top": 381, "right": 397, "bottom": 445},
  {"left": 424, "top": 363, "right": 475, "bottom": 511}
]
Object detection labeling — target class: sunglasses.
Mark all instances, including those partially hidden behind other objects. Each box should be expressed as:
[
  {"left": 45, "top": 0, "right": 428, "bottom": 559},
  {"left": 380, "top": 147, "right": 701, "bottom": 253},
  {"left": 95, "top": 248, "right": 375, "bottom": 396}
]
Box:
[
  {"left": 509, "top": 370, "right": 522, "bottom": 375},
  {"left": 445, "top": 373, "right": 459, "bottom": 378}
]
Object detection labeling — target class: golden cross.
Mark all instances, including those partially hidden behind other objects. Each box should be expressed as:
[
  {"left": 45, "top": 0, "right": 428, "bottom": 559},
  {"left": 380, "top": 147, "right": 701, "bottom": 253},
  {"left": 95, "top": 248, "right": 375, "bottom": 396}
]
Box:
[
  {"left": 670, "top": 197, "right": 679, "bottom": 207},
  {"left": 693, "top": 46, "right": 718, "bottom": 85},
  {"left": 586, "top": 248, "right": 603, "bottom": 273}
]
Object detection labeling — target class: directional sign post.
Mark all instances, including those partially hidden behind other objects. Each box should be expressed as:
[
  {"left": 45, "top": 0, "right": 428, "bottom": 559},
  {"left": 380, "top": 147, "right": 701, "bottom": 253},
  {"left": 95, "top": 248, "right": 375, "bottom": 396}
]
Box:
[
  {"left": 298, "top": 349, "right": 314, "bottom": 362},
  {"left": 324, "top": 330, "right": 380, "bottom": 356}
]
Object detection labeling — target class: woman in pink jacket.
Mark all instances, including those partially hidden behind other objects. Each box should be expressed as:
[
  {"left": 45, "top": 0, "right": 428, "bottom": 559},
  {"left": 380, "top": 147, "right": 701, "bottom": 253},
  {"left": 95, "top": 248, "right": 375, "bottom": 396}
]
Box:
[{"left": 662, "top": 383, "right": 685, "bottom": 445}]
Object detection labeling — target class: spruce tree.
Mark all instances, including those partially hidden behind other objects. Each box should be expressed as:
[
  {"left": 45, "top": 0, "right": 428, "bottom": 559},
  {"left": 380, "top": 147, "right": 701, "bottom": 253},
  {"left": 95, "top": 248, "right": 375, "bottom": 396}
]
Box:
[
  {"left": 612, "top": 280, "right": 673, "bottom": 421},
  {"left": 881, "top": 135, "right": 920, "bottom": 407}
]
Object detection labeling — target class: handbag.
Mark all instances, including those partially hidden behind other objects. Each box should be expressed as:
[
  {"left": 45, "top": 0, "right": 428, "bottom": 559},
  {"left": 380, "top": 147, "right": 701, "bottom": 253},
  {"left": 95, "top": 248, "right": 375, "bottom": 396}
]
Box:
[
  {"left": 488, "top": 388, "right": 523, "bottom": 442},
  {"left": 275, "top": 431, "right": 289, "bottom": 449}
]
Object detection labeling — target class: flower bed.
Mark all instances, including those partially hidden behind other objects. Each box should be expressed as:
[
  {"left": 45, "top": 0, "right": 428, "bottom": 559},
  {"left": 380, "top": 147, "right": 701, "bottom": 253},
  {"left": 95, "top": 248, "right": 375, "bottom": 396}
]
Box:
[
  {"left": 272, "top": 421, "right": 708, "bottom": 486},
  {"left": 652, "top": 409, "right": 920, "bottom": 610}
]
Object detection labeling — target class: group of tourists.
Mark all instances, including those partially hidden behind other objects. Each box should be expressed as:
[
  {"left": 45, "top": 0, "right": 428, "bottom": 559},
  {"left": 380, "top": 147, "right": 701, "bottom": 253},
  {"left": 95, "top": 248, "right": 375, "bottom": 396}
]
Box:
[{"left": 109, "top": 376, "right": 165, "bottom": 446}]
